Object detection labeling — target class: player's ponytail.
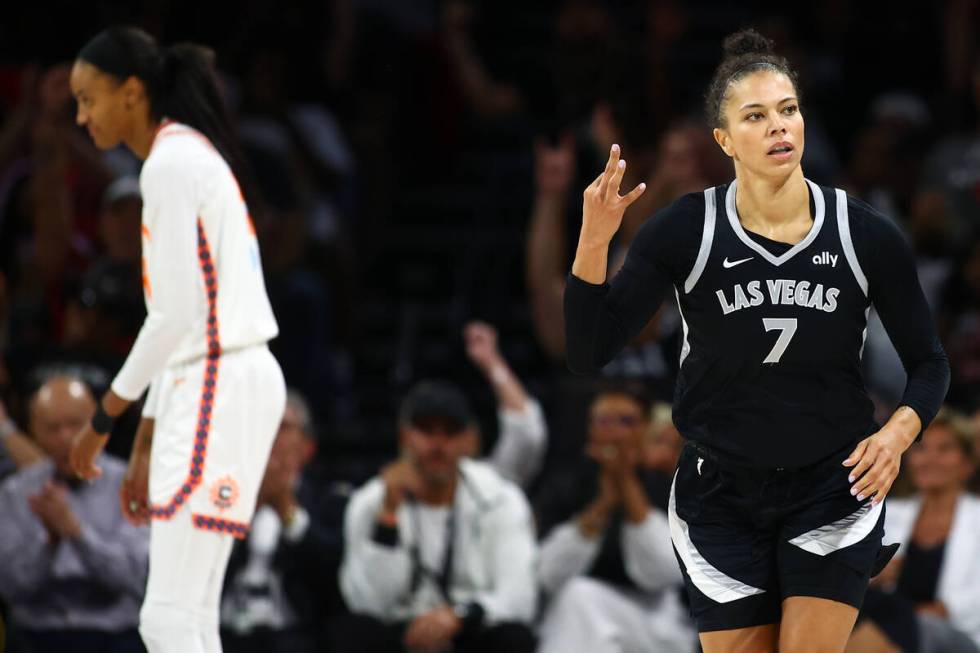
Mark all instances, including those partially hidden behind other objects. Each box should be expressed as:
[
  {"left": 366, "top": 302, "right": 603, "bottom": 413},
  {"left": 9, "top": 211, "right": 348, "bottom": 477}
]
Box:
[
  {"left": 77, "top": 27, "right": 259, "bottom": 216},
  {"left": 704, "top": 28, "right": 801, "bottom": 129}
]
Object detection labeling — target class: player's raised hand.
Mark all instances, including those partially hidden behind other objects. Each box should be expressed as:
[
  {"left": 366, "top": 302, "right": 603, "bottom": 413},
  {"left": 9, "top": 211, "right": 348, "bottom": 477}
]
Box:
[{"left": 580, "top": 144, "right": 647, "bottom": 249}]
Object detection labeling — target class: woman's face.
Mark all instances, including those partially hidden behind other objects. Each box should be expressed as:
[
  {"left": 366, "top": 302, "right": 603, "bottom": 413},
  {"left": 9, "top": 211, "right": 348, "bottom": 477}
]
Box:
[
  {"left": 69, "top": 60, "right": 135, "bottom": 150},
  {"left": 907, "top": 424, "right": 975, "bottom": 493},
  {"left": 713, "top": 70, "right": 805, "bottom": 180}
]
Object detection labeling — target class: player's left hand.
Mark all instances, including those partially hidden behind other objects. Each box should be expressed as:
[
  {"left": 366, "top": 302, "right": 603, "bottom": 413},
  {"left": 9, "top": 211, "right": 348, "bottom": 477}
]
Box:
[
  {"left": 70, "top": 424, "right": 109, "bottom": 481},
  {"left": 842, "top": 429, "right": 913, "bottom": 507}
]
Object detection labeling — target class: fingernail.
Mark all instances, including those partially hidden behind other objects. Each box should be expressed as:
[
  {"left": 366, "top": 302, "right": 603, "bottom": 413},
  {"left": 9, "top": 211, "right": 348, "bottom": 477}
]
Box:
[
  {"left": 618, "top": 160, "right": 625, "bottom": 168},
  {"left": 850, "top": 487, "right": 857, "bottom": 496},
  {"left": 612, "top": 144, "right": 619, "bottom": 153},
  {"left": 857, "top": 493, "right": 865, "bottom": 501},
  {"left": 639, "top": 183, "right": 646, "bottom": 190},
  {"left": 848, "top": 475, "right": 855, "bottom": 483}
]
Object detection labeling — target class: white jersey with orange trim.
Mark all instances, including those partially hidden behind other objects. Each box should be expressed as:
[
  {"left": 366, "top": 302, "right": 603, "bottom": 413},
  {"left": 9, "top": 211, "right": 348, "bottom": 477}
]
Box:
[{"left": 111, "top": 121, "right": 279, "bottom": 401}]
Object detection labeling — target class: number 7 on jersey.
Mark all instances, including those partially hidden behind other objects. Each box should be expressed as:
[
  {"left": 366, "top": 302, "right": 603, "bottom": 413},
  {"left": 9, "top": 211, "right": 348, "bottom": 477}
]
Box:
[{"left": 762, "top": 318, "right": 798, "bottom": 363}]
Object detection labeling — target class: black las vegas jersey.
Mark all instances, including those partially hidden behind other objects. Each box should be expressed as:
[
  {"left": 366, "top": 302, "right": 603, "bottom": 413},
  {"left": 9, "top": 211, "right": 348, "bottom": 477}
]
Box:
[{"left": 565, "top": 179, "right": 949, "bottom": 468}]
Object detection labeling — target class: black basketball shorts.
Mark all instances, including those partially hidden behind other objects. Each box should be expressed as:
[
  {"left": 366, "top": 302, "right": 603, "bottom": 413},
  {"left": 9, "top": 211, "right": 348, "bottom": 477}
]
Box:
[{"left": 668, "top": 440, "right": 893, "bottom": 633}]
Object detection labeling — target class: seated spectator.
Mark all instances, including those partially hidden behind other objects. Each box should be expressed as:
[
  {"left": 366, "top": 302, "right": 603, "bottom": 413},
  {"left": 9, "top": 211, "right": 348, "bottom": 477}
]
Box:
[
  {"left": 0, "top": 376, "right": 149, "bottom": 653},
  {"left": 848, "top": 408, "right": 980, "bottom": 653},
  {"left": 534, "top": 386, "right": 695, "bottom": 653},
  {"left": 220, "top": 389, "right": 347, "bottom": 653},
  {"left": 336, "top": 380, "right": 537, "bottom": 653},
  {"left": 463, "top": 320, "right": 547, "bottom": 488}
]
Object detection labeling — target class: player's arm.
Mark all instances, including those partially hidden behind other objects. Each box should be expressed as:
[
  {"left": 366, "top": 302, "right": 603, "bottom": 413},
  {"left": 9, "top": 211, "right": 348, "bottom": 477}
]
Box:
[
  {"left": 844, "top": 207, "right": 951, "bottom": 504},
  {"left": 861, "top": 211, "right": 950, "bottom": 434},
  {"left": 71, "top": 155, "right": 201, "bottom": 480},
  {"left": 110, "top": 155, "right": 202, "bottom": 406},
  {"left": 565, "top": 149, "right": 698, "bottom": 373}
]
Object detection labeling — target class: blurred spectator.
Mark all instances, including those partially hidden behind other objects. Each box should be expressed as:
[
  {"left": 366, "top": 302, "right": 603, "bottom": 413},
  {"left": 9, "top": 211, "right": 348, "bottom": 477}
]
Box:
[
  {"left": 849, "top": 408, "right": 980, "bottom": 653},
  {"left": 231, "top": 37, "right": 359, "bottom": 423},
  {"left": 937, "top": 241, "right": 980, "bottom": 410},
  {"left": 221, "top": 390, "right": 347, "bottom": 653},
  {"left": 0, "top": 376, "right": 148, "bottom": 653},
  {"left": 441, "top": 0, "right": 525, "bottom": 121},
  {"left": 5, "top": 257, "right": 144, "bottom": 459},
  {"left": 0, "top": 395, "right": 44, "bottom": 477},
  {"left": 534, "top": 388, "right": 695, "bottom": 653},
  {"left": 0, "top": 63, "right": 112, "bottom": 355},
  {"left": 844, "top": 91, "right": 934, "bottom": 220},
  {"left": 921, "top": 53, "right": 980, "bottom": 237},
  {"left": 463, "top": 321, "right": 547, "bottom": 488},
  {"left": 336, "top": 380, "right": 537, "bottom": 653},
  {"left": 97, "top": 177, "right": 142, "bottom": 267}
]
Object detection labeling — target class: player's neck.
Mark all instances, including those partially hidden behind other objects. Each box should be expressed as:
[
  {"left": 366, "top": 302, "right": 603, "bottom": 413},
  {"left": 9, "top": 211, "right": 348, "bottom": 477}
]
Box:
[
  {"left": 734, "top": 167, "right": 810, "bottom": 238},
  {"left": 126, "top": 114, "right": 162, "bottom": 160}
]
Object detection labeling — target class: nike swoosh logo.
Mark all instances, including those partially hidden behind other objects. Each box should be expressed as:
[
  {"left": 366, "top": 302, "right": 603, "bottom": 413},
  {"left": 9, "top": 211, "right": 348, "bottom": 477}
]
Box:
[{"left": 723, "top": 256, "right": 753, "bottom": 269}]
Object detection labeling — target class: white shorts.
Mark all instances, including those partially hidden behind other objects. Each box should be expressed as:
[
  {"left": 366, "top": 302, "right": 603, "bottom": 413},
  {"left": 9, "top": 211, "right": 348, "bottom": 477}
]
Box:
[{"left": 148, "top": 344, "right": 286, "bottom": 538}]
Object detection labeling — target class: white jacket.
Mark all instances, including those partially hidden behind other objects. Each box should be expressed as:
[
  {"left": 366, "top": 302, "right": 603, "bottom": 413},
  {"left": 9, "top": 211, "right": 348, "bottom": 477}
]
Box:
[
  {"left": 537, "top": 510, "right": 681, "bottom": 596},
  {"left": 487, "top": 398, "right": 547, "bottom": 489},
  {"left": 883, "top": 493, "right": 980, "bottom": 648},
  {"left": 340, "top": 459, "right": 537, "bottom": 624}
]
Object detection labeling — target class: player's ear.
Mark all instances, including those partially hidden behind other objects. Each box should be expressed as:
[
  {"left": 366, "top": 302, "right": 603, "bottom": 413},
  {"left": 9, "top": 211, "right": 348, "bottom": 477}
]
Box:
[
  {"left": 713, "top": 127, "right": 734, "bottom": 159},
  {"left": 120, "top": 75, "right": 145, "bottom": 110}
]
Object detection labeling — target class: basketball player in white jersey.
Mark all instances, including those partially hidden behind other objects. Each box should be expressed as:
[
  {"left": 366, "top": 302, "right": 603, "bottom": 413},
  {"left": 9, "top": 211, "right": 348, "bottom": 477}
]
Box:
[{"left": 67, "top": 27, "right": 286, "bottom": 653}]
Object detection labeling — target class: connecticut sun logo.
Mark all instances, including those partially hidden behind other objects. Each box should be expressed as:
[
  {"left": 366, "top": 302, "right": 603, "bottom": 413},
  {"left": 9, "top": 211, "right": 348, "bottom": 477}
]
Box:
[{"left": 210, "top": 476, "right": 240, "bottom": 511}]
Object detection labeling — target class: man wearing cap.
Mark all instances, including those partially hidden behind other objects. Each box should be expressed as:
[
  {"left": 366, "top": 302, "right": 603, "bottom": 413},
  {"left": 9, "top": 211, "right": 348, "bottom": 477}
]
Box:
[{"left": 336, "top": 380, "right": 538, "bottom": 653}]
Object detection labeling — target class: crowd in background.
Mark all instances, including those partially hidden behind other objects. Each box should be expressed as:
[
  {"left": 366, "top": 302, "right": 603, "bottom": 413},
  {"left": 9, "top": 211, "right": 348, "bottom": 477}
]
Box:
[{"left": 0, "top": 1, "right": 978, "bottom": 652}]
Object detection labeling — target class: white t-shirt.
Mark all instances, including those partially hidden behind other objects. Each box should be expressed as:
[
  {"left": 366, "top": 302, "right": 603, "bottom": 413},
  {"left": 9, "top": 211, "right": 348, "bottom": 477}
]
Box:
[{"left": 112, "top": 121, "right": 279, "bottom": 401}]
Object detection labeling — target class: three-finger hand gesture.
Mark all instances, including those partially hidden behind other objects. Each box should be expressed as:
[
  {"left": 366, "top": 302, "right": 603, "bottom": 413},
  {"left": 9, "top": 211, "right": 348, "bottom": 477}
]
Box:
[{"left": 580, "top": 144, "right": 647, "bottom": 249}]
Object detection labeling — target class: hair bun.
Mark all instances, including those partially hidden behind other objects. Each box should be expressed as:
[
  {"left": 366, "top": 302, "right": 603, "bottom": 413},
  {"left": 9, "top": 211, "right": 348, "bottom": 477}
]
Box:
[{"left": 722, "top": 28, "right": 774, "bottom": 58}]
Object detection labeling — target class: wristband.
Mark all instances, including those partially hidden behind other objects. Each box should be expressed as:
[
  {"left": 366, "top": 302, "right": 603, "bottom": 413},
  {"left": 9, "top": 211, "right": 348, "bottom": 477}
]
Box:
[
  {"left": 91, "top": 404, "right": 115, "bottom": 436},
  {"left": 453, "top": 602, "right": 485, "bottom": 634}
]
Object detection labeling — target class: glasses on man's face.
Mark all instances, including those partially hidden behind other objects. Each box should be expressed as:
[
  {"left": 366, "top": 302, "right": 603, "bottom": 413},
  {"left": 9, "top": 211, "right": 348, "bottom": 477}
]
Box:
[{"left": 590, "top": 414, "right": 641, "bottom": 428}]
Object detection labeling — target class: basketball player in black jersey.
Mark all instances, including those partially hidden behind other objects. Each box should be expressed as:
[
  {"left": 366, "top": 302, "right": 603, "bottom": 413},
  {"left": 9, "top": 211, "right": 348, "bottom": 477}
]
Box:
[{"left": 564, "top": 29, "right": 950, "bottom": 653}]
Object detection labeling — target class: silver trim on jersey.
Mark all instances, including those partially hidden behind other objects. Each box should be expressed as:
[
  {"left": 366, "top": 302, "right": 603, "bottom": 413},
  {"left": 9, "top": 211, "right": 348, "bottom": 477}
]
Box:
[
  {"left": 684, "top": 187, "right": 717, "bottom": 293},
  {"left": 668, "top": 471, "right": 767, "bottom": 603},
  {"left": 860, "top": 307, "right": 870, "bottom": 360},
  {"left": 836, "top": 188, "right": 869, "bottom": 296},
  {"left": 725, "top": 178, "right": 825, "bottom": 267},
  {"left": 675, "top": 288, "right": 691, "bottom": 367},
  {"left": 787, "top": 499, "right": 883, "bottom": 556}
]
